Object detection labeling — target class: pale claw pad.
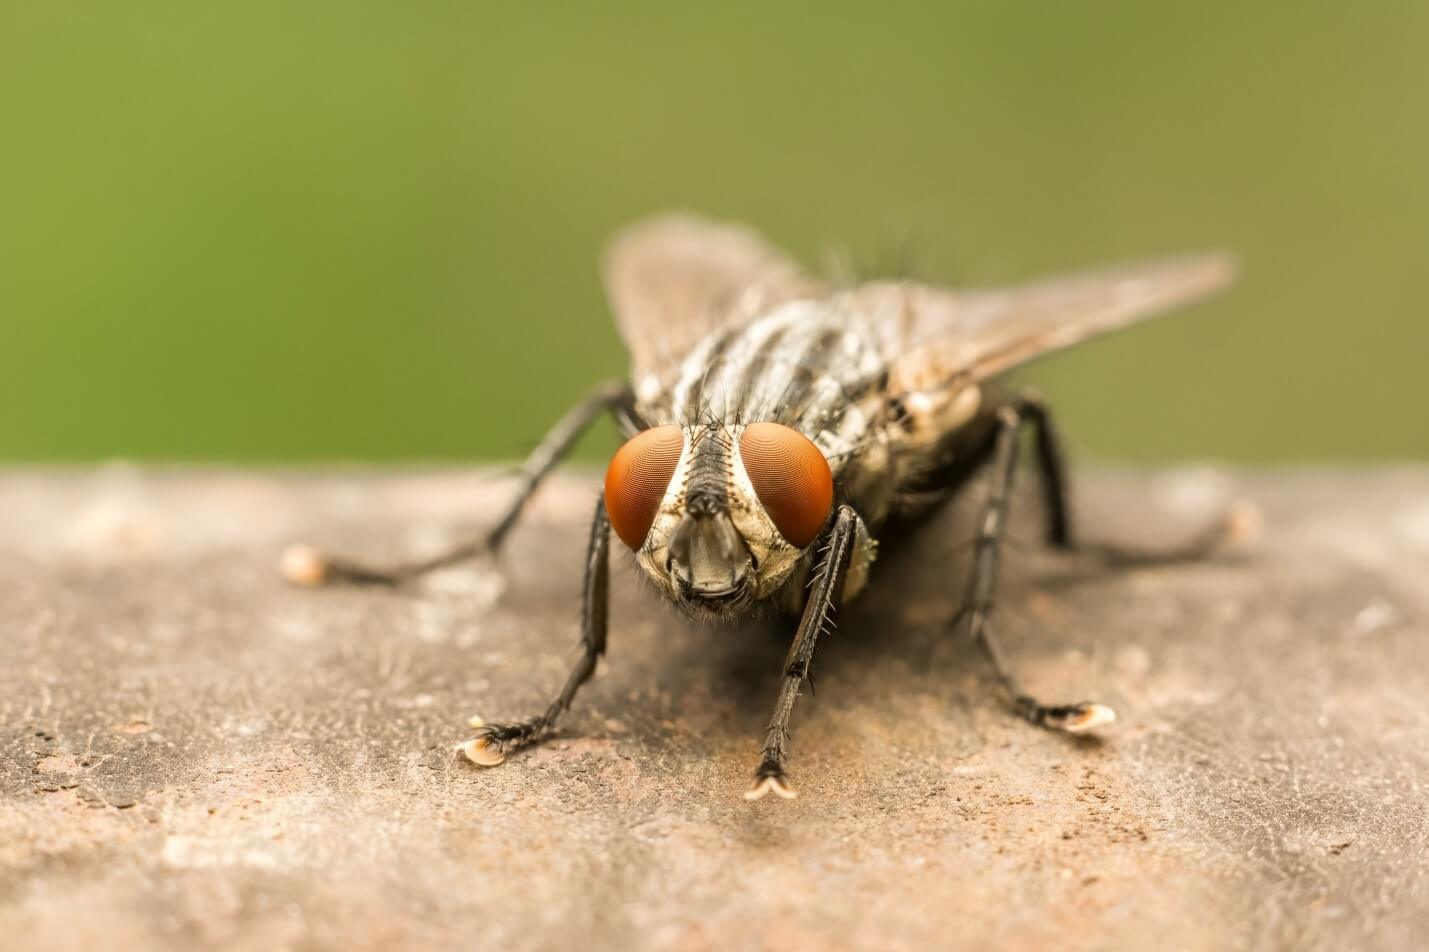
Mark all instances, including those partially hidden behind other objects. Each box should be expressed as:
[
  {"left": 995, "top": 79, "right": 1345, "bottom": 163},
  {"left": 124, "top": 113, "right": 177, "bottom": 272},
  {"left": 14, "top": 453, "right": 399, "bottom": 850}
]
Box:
[
  {"left": 745, "top": 773, "right": 798, "bottom": 801},
  {"left": 459, "top": 734, "right": 507, "bottom": 767},
  {"left": 1057, "top": 703, "right": 1117, "bottom": 734},
  {"left": 280, "top": 544, "right": 329, "bottom": 587}
]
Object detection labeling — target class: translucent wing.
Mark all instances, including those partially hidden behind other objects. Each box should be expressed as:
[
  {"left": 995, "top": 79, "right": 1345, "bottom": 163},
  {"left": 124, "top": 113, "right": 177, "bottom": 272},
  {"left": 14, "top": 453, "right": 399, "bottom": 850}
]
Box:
[
  {"left": 602, "top": 214, "right": 824, "bottom": 398},
  {"left": 847, "top": 253, "right": 1237, "bottom": 388}
]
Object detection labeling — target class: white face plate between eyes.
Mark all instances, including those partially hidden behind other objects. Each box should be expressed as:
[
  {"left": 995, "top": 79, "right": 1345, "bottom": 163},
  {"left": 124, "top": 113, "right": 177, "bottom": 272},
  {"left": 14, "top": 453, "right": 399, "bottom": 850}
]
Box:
[{"left": 634, "top": 425, "right": 807, "bottom": 603}]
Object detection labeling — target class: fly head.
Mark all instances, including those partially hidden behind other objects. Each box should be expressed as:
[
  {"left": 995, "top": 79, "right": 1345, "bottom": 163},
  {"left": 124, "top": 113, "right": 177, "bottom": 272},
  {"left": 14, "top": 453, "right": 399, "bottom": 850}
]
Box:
[{"left": 604, "top": 422, "right": 835, "bottom": 619}]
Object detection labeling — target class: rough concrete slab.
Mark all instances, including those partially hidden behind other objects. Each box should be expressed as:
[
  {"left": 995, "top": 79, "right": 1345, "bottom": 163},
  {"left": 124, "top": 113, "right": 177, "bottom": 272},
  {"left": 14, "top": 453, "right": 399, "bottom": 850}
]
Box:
[{"left": 2, "top": 466, "right": 1427, "bottom": 951}]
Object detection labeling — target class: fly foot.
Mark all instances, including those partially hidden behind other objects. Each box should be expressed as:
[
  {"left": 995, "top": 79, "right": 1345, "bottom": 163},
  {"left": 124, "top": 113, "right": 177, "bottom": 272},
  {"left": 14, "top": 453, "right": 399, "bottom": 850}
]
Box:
[
  {"left": 1223, "top": 499, "right": 1263, "bottom": 546},
  {"left": 458, "top": 731, "right": 509, "bottom": 767},
  {"left": 279, "top": 543, "right": 410, "bottom": 588},
  {"left": 1023, "top": 698, "right": 1117, "bottom": 733},
  {"left": 458, "top": 719, "right": 547, "bottom": 768},
  {"left": 280, "top": 544, "right": 333, "bottom": 587},
  {"left": 745, "top": 761, "right": 799, "bottom": 801},
  {"left": 280, "top": 540, "right": 502, "bottom": 590}
]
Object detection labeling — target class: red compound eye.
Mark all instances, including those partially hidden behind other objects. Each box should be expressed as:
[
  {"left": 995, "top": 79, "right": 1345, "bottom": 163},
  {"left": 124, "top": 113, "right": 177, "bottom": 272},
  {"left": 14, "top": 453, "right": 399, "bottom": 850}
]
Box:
[
  {"left": 604, "top": 425, "right": 684, "bottom": 549},
  {"left": 739, "top": 423, "right": 833, "bottom": 548}
]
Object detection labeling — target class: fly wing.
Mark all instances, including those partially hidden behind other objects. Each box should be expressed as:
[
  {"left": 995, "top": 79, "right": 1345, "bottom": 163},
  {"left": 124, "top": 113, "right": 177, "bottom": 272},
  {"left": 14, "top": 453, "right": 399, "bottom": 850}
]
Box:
[
  {"left": 603, "top": 214, "right": 825, "bottom": 398},
  {"left": 847, "top": 253, "right": 1237, "bottom": 389}
]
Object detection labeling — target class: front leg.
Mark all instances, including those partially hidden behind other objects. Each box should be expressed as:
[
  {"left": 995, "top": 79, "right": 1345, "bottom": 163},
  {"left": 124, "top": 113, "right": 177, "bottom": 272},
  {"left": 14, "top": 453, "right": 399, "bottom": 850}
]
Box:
[
  {"left": 462, "top": 497, "right": 612, "bottom": 766},
  {"left": 747, "top": 504, "right": 864, "bottom": 801}
]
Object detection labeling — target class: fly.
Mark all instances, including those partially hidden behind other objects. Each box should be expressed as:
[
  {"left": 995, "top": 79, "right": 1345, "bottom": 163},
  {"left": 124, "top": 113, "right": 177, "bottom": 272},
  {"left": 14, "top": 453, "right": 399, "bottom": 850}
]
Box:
[{"left": 282, "top": 214, "right": 1239, "bottom": 800}]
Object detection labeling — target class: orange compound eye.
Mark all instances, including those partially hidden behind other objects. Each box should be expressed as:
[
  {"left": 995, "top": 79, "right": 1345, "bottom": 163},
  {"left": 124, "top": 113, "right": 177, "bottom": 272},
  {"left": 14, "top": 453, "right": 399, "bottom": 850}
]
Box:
[
  {"left": 739, "top": 423, "right": 834, "bottom": 548},
  {"left": 604, "top": 425, "right": 684, "bottom": 549}
]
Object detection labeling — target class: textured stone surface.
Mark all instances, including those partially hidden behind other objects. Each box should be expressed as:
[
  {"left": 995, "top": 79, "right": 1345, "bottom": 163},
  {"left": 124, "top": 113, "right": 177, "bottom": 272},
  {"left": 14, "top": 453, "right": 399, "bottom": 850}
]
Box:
[{"left": 2, "top": 466, "right": 1427, "bottom": 951}]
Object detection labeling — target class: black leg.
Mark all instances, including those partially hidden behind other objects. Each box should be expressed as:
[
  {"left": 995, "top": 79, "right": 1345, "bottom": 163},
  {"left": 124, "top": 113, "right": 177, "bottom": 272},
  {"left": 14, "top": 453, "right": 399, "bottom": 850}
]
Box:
[
  {"left": 1014, "top": 393, "right": 1072, "bottom": 549},
  {"left": 1016, "top": 390, "right": 1246, "bottom": 564},
  {"left": 282, "top": 379, "right": 632, "bottom": 587},
  {"left": 747, "top": 504, "right": 863, "bottom": 801},
  {"left": 462, "top": 497, "right": 612, "bottom": 765},
  {"left": 956, "top": 404, "right": 1116, "bottom": 733}
]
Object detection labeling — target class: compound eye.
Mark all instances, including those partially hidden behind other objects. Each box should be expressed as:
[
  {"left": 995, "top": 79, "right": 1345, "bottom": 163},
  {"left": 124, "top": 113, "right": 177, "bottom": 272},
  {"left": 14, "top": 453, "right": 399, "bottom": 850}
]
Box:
[
  {"left": 604, "top": 425, "right": 684, "bottom": 549},
  {"left": 739, "top": 422, "right": 834, "bottom": 548}
]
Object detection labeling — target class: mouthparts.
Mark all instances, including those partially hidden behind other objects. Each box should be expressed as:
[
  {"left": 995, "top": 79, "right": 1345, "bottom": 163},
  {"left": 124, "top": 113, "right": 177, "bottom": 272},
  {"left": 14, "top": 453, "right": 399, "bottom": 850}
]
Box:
[{"left": 669, "top": 509, "right": 750, "bottom": 600}]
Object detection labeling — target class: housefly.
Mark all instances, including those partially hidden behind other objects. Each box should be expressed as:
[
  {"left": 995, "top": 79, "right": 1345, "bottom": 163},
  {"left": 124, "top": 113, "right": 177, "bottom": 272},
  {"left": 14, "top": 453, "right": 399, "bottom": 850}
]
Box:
[{"left": 282, "top": 214, "right": 1238, "bottom": 800}]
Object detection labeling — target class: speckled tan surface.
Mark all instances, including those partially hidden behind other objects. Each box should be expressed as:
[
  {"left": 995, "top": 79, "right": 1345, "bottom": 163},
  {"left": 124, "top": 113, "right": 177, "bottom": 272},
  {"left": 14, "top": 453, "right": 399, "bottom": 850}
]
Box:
[{"left": 2, "top": 467, "right": 1427, "bottom": 951}]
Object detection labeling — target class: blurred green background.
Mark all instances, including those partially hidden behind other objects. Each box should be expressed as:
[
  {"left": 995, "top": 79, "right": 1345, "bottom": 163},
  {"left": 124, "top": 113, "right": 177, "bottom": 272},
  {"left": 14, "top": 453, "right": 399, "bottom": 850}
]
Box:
[{"left": 3, "top": 3, "right": 1426, "bottom": 464}]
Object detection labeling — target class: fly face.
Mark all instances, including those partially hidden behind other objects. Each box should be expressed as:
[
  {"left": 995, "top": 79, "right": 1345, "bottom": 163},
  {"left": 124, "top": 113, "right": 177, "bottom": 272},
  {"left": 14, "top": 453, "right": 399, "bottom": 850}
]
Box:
[{"left": 604, "top": 421, "right": 834, "bottom": 618}]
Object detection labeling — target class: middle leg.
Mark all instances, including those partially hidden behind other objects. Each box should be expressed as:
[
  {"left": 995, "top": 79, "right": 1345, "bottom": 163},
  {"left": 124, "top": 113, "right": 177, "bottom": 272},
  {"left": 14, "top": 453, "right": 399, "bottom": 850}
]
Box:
[
  {"left": 283, "top": 379, "right": 633, "bottom": 587},
  {"left": 955, "top": 404, "right": 1116, "bottom": 733}
]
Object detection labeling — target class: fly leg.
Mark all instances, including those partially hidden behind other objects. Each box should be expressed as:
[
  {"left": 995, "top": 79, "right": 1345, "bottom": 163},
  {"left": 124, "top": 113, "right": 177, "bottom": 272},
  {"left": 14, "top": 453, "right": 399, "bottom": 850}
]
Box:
[
  {"left": 281, "top": 379, "right": 634, "bottom": 587},
  {"left": 1018, "top": 390, "right": 1251, "bottom": 564},
  {"left": 956, "top": 404, "right": 1116, "bottom": 732},
  {"left": 463, "top": 498, "right": 612, "bottom": 765},
  {"left": 747, "top": 504, "right": 863, "bottom": 801}
]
